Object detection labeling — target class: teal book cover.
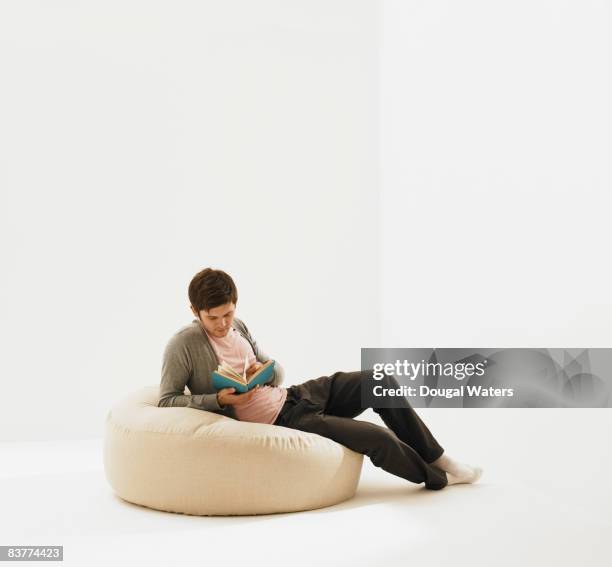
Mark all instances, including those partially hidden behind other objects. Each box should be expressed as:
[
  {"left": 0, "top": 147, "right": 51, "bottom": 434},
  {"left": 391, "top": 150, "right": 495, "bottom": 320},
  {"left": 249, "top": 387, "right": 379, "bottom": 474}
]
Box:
[{"left": 211, "top": 360, "right": 275, "bottom": 393}]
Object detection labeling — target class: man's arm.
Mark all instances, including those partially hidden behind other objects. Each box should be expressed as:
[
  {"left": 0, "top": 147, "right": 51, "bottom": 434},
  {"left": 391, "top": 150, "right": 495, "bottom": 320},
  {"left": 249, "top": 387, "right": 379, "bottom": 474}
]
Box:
[
  {"left": 158, "top": 337, "right": 223, "bottom": 411},
  {"left": 238, "top": 320, "right": 285, "bottom": 387},
  {"left": 256, "top": 345, "right": 285, "bottom": 386}
]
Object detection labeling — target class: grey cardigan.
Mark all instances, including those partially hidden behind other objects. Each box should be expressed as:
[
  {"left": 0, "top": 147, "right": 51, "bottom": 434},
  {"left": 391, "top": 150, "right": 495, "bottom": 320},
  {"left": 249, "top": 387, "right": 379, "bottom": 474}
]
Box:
[{"left": 158, "top": 317, "right": 285, "bottom": 418}]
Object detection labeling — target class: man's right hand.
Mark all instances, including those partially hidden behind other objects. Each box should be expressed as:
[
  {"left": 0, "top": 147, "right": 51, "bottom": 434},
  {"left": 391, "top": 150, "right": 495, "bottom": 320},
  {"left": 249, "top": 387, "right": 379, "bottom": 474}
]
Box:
[{"left": 217, "top": 386, "right": 261, "bottom": 407}]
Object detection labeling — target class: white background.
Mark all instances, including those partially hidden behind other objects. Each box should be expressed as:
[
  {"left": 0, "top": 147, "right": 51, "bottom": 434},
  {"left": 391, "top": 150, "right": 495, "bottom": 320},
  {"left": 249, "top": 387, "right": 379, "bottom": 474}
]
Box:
[
  {"left": 1, "top": 0, "right": 610, "bottom": 442},
  {"left": 381, "top": 0, "right": 611, "bottom": 348},
  {"left": 0, "top": 0, "right": 380, "bottom": 441}
]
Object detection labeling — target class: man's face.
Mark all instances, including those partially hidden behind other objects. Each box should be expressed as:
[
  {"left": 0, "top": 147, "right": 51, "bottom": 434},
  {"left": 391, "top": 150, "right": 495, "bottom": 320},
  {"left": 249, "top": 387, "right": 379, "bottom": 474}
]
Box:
[{"left": 192, "top": 302, "right": 236, "bottom": 338}]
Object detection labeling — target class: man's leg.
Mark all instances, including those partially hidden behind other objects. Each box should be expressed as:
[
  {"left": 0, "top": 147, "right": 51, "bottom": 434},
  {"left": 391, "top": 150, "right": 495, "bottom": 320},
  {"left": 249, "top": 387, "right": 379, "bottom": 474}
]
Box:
[
  {"left": 323, "top": 370, "right": 445, "bottom": 464},
  {"left": 281, "top": 408, "right": 448, "bottom": 490},
  {"left": 320, "top": 370, "right": 483, "bottom": 485}
]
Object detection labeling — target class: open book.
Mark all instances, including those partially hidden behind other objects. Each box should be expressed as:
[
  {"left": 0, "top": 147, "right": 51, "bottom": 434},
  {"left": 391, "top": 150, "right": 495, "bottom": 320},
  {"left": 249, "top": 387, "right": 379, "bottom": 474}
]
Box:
[{"left": 211, "top": 360, "right": 275, "bottom": 393}]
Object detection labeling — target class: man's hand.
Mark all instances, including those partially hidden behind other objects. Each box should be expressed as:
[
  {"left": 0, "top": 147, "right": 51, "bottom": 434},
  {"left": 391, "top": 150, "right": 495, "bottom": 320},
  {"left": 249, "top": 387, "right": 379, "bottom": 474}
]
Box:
[
  {"left": 217, "top": 386, "right": 261, "bottom": 407},
  {"left": 245, "top": 361, "right": 263, "bottom": 378}
]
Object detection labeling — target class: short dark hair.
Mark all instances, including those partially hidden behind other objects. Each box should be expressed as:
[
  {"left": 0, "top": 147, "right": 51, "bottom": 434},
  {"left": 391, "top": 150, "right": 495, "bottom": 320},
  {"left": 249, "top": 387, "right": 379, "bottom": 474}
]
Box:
[{"left": 188, "top": 268, "right": 238, "bottom": 313}]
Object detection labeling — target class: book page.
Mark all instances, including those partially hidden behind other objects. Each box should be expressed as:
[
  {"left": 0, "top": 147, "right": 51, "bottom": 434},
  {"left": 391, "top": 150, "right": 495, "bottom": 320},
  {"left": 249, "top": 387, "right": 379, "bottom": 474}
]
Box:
[{"left": 218, "top": 363, "right": 246, "bottom": 383}]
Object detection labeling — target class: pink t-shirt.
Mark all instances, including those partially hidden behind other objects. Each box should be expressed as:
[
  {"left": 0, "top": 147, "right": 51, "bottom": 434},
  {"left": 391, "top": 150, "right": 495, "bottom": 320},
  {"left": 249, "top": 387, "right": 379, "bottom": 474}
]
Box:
[{"left": 205, "top": 326, "right": 287, "bottom": 425}]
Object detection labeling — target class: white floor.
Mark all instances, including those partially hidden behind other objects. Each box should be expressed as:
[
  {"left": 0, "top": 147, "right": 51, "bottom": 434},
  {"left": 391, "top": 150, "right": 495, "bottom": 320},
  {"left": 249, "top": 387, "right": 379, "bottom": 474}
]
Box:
[{"left": 1, "top": 409, "right": 611, "bottom": 567}]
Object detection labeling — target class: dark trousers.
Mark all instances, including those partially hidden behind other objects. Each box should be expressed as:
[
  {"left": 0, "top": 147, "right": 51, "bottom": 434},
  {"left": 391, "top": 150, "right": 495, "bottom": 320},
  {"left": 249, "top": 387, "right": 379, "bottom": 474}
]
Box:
[{"left": 274, "top": 369, "right": 448, "bottom": 489}]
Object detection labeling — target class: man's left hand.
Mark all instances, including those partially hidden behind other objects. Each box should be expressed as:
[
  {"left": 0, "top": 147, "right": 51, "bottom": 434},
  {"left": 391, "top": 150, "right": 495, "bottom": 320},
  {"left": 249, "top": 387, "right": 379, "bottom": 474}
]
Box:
[{"left": 245, "top": 361, "right": 263, "bottom": 378}]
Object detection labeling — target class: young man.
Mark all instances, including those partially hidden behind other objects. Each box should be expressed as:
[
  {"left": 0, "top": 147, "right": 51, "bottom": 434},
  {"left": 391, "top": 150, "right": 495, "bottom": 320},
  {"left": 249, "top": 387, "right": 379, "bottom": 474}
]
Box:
[{"left": 159, "top": 267, "right": 483, "bottom": 490}]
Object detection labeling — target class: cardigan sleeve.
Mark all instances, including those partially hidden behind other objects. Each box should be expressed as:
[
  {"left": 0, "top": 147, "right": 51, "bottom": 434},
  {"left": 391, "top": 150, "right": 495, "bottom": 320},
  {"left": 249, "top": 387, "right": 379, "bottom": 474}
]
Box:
[{"left": 158, "top": 335, "right": 224, "bottom": 411}]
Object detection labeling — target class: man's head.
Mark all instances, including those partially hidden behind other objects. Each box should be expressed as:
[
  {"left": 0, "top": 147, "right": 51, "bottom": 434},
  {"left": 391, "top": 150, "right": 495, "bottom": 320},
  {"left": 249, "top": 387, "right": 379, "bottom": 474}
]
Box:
[{"left": 188, "top": 268, "right": 238, "bottom": 338}]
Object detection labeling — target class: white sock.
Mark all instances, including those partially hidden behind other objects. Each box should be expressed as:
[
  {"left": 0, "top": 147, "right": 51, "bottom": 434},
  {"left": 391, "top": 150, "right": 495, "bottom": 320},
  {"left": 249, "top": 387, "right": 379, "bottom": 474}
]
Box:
[{"left": 431, "top": 453, "right": 483, "bottom": 485}]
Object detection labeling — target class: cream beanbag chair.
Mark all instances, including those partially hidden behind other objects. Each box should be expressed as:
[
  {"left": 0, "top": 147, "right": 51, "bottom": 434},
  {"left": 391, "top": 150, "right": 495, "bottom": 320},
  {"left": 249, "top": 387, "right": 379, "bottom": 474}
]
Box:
[{"left": 104, "top": 386, "right": 364, "bottom": 516}]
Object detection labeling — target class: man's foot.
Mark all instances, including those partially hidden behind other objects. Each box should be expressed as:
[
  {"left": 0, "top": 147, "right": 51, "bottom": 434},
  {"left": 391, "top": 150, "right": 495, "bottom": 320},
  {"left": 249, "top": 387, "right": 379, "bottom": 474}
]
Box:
[
  {"left": 432, "top": 453, "right": 483, "bottom": 485},
  {"left": 446, "top": 465, "right": 483, "bottom": 485}
]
